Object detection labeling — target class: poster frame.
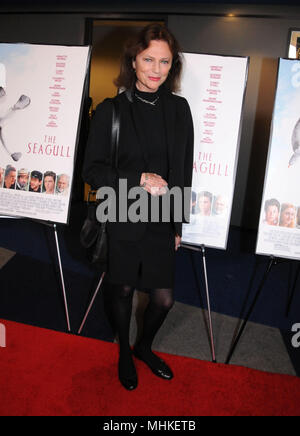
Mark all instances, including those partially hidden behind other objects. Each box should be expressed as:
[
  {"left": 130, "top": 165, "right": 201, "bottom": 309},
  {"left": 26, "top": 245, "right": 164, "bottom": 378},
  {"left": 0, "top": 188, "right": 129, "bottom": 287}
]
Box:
[{"left": 180, "top": 51, "right": 250, "bottom": 251}]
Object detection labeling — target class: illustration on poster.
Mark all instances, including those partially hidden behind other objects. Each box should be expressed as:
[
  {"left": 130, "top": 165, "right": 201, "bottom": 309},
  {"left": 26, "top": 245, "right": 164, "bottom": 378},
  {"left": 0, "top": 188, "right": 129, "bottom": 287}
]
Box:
[
  {"left": 289, "top": 117, "right": 300, "bottom": 167},
  {"left": 0, "top": 63, "right": 5, "bottom": 88},
  {"left": 291, "top": 62, "right": 300, "bottom": 88},
  {"left": 0, "top": 89, "right": 31, "bottom": 161},
  {"left": 0, "top": 43, "right": 90, "bottom": 224}
]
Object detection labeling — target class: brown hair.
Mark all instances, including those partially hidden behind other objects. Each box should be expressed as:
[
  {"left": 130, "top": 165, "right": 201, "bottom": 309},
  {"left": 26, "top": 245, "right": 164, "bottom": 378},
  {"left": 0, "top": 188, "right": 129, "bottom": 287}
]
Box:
[
  {"left": 279, "top": 203, "right": 296, "bottom": 228},
  {"left": 44, "top": 171, "right": 56, "bottom": 183},
  {"left": 114, "top": 23, "right": 183, "bottom": 92}
]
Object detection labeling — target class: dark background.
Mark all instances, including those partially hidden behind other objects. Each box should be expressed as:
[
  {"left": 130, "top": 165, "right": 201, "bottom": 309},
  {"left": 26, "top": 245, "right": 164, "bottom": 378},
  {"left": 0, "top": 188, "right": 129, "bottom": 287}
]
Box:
[{"left": 1, "top": 0, "right": 300, "bottom": 228}]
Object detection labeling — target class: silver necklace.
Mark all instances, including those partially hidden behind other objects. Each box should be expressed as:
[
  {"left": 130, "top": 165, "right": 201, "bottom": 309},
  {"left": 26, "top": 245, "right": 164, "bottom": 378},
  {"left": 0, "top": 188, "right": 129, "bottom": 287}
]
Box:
[{"left": 135, "top": 93, "right": 160, "bottom": 106}]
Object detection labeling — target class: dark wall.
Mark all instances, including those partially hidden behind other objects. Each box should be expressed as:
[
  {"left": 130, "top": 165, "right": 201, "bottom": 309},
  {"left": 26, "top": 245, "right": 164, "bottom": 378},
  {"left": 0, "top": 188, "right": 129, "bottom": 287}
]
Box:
[
  {"left": 0, "top": 14, "right": 85, "bottom": 45},
  {"left": 0, "top": 4, "right": 300, "bottom": 227}
]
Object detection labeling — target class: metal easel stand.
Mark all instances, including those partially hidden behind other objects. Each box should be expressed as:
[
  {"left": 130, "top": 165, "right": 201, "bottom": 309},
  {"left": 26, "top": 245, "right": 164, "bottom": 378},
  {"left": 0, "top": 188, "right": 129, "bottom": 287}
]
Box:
[
  {"left": 51, "top": 223, "right": 71, "bottom": 332},
  {"left": 77, "top": 271, "right": 106, "bottom": 335},
  {"left": 0, "top": 216, "right": 71, "bottom": 332},
  {"left": 181, "top": 242, "right": 217, "bottom": 363},
  {"left": 225, "top": 255, "right": 276, "bottom": 365},
  {"left": 286, "top": 261, "right": 300, "bottom": 317}
]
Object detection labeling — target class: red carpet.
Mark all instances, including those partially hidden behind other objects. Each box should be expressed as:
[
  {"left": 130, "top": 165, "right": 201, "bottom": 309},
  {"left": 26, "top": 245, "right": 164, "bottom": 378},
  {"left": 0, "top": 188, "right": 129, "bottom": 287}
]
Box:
[{"left": 0, "top": 318, "right": 299, "bottom": 416}]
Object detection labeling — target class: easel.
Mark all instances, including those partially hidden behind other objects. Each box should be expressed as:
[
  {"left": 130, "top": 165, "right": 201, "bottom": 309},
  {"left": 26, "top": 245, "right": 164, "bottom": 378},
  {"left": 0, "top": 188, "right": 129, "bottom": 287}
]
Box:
[
  {"left": 180, "top": 242, "right": 217, "bottom": 363},
  {"left": 78, "top": 271, "right": 105, "bottom": 335},
  {"left": 0, "top": 215, "right": 71, "bottom": 332},
  {"left": 286, "top": 260, "right": 300, "bottom": 317},
  {"left": 77, "top": 190, "right": 106, "bottom": 335},
  {"left": 225, "top": 254, "right": 299, "bottom": 364}
]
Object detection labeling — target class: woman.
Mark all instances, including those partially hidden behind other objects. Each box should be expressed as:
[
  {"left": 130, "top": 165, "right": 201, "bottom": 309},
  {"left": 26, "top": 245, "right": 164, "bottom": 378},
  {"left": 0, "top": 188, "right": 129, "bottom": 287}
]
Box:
[
  {"left": 197, "top": 191, "right": 212, "bottom": 216},
  {"left": 83, "top": 23, "right": 194, "bottom": 391},
  {"left": 279, "top": 203, "right": 296, "bottom": 228}
]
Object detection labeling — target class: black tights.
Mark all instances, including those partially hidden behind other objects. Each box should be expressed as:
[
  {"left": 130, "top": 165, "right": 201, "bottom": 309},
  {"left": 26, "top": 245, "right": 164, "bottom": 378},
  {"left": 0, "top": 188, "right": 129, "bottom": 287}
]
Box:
[{"left": 106, "top": 282, "right": 174, "bottom": 375}]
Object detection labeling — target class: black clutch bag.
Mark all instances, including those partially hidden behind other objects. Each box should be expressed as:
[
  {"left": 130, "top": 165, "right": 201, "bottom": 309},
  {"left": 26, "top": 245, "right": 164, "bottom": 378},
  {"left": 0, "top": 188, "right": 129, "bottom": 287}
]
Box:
[{"left": 80, "top": 99, "right": 120, "bottom": 268}]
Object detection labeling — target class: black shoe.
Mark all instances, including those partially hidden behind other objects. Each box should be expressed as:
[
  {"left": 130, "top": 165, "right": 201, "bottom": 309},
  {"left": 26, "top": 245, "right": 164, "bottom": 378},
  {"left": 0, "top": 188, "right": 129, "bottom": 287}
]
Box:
[
  {"left": 118, "top": 371, "right": 138, "bottom": 391},
  {"left": 118, "top": 356, "right": 138, "bottom": 391},
  {"left": 133, "top": 346, "right": 173, "bottom": 380}
]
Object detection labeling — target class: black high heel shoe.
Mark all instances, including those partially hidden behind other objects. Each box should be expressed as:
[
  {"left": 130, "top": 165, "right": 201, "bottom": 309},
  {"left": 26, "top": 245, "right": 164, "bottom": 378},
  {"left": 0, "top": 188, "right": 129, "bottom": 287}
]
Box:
[
  {"left": 118, "top": 355, "right": 138, "bottom": 391},
  {"left": 133, "top": 346, "right": 173, "bottom": 380}
]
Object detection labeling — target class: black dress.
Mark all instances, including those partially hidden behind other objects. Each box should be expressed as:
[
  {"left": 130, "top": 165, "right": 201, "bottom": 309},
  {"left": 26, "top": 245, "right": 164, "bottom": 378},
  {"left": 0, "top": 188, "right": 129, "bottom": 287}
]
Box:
[
  {"left": 83, "top": 85, "right": 194, "bottom": 290},
  {"left": 107, "top": 86, "right": 176, "bottom": 290}
]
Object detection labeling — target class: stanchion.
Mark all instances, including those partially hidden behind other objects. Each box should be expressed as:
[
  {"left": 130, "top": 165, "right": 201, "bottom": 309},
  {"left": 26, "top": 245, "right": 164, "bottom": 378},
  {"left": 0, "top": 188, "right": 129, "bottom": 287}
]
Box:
[
  {"left": 0, "top": 216, "right": 71, "bottom": 332},
  {"left": 181, "top": 242, "right": 217, "bottom": 363}
]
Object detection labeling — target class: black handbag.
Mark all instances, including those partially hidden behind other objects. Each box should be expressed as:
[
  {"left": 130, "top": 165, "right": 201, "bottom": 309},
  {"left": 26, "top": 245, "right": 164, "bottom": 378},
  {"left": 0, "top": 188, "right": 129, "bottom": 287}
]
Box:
[{"left": 80, "top": 99, "right": 120, "bottom": 268}]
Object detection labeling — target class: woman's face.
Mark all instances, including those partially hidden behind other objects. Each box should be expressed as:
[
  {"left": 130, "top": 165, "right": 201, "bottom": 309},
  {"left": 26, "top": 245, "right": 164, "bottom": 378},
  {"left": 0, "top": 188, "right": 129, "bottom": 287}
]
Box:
[
  {"left": 132, "top": 39, "right": 173, "bottom": 93},
  {"left": 281, "top": 207, "right": 296, "bottom": 227},
  {"left": 198, "top": 195, "right": 211, "bottom": 216}
]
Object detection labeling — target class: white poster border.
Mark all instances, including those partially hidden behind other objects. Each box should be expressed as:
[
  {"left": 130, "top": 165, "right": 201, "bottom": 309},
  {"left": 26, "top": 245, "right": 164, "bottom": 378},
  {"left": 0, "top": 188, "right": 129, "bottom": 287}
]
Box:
[{"left": 180, "top": 52, "right": 249, "bottom": 251}]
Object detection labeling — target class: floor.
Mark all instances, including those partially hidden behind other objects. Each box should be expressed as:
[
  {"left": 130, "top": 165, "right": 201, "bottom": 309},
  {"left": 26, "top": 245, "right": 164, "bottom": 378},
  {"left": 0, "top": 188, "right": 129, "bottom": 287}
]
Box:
[{"left": 0, "top": 203, "right": 299, "bottom": 378}]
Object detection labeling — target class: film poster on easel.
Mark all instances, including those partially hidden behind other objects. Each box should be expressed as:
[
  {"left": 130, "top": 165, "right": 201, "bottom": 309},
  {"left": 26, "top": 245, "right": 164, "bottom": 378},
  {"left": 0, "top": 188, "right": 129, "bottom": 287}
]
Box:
[
  {"left": 256, "top": 58, "right": 300, "bottom": 261},
  {"left": 0, "top": 43, "right": 90, "bottom": 224},
  {"left": 179, "top": 52, "right": 249, "bottom": 250}
]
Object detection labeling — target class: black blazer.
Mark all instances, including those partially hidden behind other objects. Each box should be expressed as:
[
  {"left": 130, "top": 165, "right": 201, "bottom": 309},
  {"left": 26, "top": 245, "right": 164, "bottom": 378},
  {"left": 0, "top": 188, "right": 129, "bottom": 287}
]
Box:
[{"left": 82, "top": 86, "right": 194, "bottom": 240}]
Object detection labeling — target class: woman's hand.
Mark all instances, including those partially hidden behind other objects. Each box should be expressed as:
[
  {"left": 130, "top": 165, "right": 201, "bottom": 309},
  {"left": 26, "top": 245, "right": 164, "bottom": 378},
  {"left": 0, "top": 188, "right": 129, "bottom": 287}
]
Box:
[
  {"left": 175, "top": 234, "right": 181, "bottom": 251},
  {"left": 140, "top": 172, "right": 168, "bottom": 196}
]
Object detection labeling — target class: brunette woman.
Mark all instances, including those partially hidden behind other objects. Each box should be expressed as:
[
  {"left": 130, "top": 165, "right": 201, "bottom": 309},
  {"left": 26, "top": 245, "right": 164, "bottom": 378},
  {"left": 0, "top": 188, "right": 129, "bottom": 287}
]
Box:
[{"left": 83, "top": 23, "right": 194, "bottom": 390}]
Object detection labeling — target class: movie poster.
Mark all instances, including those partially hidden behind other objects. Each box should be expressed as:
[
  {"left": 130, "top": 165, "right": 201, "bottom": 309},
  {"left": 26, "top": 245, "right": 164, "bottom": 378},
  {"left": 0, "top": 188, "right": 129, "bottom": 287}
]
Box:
[
  {"left": 179, "top": 53, "right": 248, "bottom": 249},
  {"left": 0, "top": 43, "right": 90, "bottom": 224},
  {"left": 256, "top": 58, "right": 300, "bottom": 260}
]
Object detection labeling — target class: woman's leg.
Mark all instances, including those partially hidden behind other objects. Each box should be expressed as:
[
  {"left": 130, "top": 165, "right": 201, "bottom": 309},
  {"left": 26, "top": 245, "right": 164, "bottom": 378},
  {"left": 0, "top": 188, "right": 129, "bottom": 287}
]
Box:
[
  {"left": 134, "top": 288, "right": 174, "bottom": 379},
  {"left": 107, "top": 281, "right": 137, "bottom": 389}
]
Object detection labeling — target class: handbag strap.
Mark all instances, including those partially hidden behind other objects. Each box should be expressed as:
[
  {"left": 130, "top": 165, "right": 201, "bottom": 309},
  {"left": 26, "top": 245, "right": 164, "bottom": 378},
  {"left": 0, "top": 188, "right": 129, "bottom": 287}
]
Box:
[
  {"left": 86, "top": 99, "right": 120, "bottom": 204},
  {"left": 111, "top": 99, "right": 120, "bottom": 169}
]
